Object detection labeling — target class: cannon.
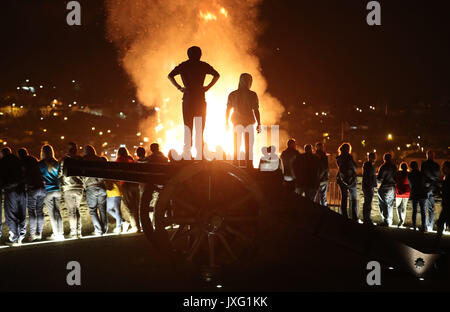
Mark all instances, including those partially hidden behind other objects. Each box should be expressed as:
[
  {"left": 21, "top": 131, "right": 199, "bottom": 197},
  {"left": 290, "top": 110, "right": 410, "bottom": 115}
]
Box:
[
  {"left": 64, "top": 158, "right": 283, "bottom": 272},
  {"left": 64, "top": 158, "right": 445, "bottom": 280}
]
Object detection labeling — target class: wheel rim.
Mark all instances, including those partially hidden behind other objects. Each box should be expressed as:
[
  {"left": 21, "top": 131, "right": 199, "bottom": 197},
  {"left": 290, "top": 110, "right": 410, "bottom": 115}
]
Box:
[{"left": 142, "top": 161, "right": 267, "bottom": 269}]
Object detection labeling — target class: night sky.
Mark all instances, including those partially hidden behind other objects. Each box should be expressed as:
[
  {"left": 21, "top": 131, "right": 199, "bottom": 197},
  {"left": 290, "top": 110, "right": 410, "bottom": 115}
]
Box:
[{"left": 1, "top": 0, "right": 450, "bottom": 110}]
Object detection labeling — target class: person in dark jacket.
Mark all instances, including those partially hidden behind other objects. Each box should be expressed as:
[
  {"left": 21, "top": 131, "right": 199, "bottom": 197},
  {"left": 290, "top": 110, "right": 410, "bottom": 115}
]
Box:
[
  {"left": 18, "top": 148, "right": 46, "bottom": 241},
  {"left": 336, "top": 143, "right": 358, "bottom": 220},
  {"left": 362, "top": 152, "right": 377, "bottom": 225},
  {"left": 408, "top": 161, "right": 427, "bottom": 231},
  {"left": 140, "top": 143, "right": 169, "bottom": 223},
  {"left": 294, "top": 144, "right": 320, "bottom": 201},
  {"left": 39, "top": 145, "right": 64, "bottom": 240},
  {"left": 377, "top": 153, "right": 397, "bottom": 226},
  {"left": 395, "top": 162, "right": 410, "bottom": 227},
  {"left": 436, "top": 161, "right": 450, "bottom": 244},
  {"left": 314, "top": 142, "right": 329, "bottom": 206},
  {"left": 280, "top": 139, "right": 300, "bottom": 195},
  {"left": 147, "top": 143, "right": 169, "bottom": 163},
  {"left": 83, "top": 145, "right": 108, "bottom": 235},
  {"left": 421, "top": 151, "right": 441, "bottom": 231},
  {"left": 0, "top": 147, "right": 27, "bottom": 245},
  {"left": 59, "top": 142, "right": 84, "bottom": 238}
]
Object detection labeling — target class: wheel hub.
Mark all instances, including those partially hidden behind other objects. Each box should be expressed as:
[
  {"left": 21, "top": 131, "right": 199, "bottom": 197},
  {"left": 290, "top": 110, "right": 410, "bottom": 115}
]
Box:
[{"left": 204, "top": 215, "right": 224, "bottom": 233}]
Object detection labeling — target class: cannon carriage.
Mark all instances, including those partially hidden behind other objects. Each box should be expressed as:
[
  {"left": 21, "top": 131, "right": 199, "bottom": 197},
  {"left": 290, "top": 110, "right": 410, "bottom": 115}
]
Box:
[
  {"left": 64, "top": 157, "right": 446, "bottom": 280},
  {"left": 64, "top": 158, "right": 284, "bottom": 272}
]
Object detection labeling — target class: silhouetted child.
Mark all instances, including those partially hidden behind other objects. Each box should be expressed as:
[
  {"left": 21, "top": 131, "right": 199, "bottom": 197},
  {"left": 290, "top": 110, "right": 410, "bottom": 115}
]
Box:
[{"left": 435, "top": 161, "right": 450, "bottom": 245}]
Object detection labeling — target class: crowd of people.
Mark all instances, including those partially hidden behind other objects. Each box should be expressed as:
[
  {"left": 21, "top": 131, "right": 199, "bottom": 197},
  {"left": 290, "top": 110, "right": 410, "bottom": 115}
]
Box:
[
  {"left": 280, "top": 139, "right": 450, "bottom": 240},
  {"left": 1, "top": 137, "right": 449, "bottom": 247},
  {"left": 0, "top": 142, "right": 168, "bottom": 246}
]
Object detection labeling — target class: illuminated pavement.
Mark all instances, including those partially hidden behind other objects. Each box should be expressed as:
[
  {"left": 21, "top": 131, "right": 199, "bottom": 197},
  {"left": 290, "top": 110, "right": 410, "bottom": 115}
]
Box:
[{"left": 1, "top": 220, "right": 450, "bottom": 292}]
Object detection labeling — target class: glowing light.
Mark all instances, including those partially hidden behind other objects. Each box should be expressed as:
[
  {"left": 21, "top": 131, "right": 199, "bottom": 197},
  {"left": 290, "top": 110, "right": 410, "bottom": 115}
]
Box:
[
  {"left": 99, "top": 131, "right": 103, "bottom": 136},
  {"left": 102, "top": 142, "right": 108, "bottom": 147},
  {"left": 64, "top": 117, "right": 68, "bottom": 121},
  {"left": 136, "top": 132, "right": 141, "bottom": 137},
  {"left": 53, "top": 112, "right": 58, "bottom": 116},
  {"left": 199, "top": 11, "right": 217, "bottom": 21},
  {"left": 387, "top": 134, "right": 393, "bottom": 141},
  {"left": 60, "top": 136, "right": 65, "bottom": 140},
  {"left": 323, "top": 133, "right": 329, "bottom": 137},
  {"left": 155, "top": 124, "right": 164, "bottom": 133},
  {"left": 43, "top": 129, "right": 47, "bottom": 132},
  {"left": 220, "top": 7, "right": 228, "bottom": 17},
  {"left": 3, "top": 142, "right": 7, "bottom": 146},
  {"left": 143, "top": 137, "right": 149, "bottom": 143},
  {"left": 92, "top": 127, "right": 96, "bottom": 131},
  {"left": 107, "top": 130, "right": 111, "bottom": 133}
]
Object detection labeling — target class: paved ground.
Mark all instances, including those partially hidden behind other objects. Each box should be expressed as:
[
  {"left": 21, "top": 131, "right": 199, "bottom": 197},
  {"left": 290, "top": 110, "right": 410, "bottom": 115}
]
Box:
[
  {"left": 1, "top": 184, "right": 449, "bottom": 292},
  {"left": 1, "top": 212, "right": 450, "bottom": 292}
]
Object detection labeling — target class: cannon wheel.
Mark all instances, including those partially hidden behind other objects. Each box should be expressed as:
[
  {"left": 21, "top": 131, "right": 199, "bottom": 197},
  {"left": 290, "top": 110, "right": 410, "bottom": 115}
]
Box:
[{"left": 140, "top": 161, "right": 268, "bottom": 270}]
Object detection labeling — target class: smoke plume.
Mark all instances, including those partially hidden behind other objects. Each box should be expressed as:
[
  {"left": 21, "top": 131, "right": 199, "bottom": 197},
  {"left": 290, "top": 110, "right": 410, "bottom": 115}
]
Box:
[{"left": 105, "top": 0, "right": 285, "bottom": 156}]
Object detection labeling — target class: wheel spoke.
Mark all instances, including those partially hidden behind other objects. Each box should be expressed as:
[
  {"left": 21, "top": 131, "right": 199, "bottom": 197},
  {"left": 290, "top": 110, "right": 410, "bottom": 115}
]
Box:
[
  {"left": 225, "top": 225, "right": 252, "bottom": 243},
  {"left": 226, "top": 193, "right": 252, "bottom": 210},
  {"left": 208, "top": 234, "right": 216, "bottom": 267},
  {"left": 224, "top": 216, "right": 258, "bottom": 223},
  {"left": 217, "top": 232, "right": 237, "bottom": 261},
  {"left": 186, "top": 232, "right": 206, "bottom": 261},
  {"left": 162, "top": 217, "right": 196, "bottom": 226},
  {"left": 169, "top": 224, "right": 185, "bottom": 241},
  {"left": 172, "top": 198, "right": 198, "bottom": 214}
]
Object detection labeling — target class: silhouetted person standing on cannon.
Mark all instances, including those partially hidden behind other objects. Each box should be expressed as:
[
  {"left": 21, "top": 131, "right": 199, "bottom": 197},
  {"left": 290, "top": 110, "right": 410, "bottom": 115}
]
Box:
[
  {"left": 226, "top": 73, "right": 261, "bottom": 168},
  {"left": 168, "top": 46, "right": 220, "bottom": 157}
]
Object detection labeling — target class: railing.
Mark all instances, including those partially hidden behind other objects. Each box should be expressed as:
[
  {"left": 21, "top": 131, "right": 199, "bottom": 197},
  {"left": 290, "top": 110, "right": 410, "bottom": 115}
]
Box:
[{"left": 326, "top": 181, "right": 341, "bottom": 213}]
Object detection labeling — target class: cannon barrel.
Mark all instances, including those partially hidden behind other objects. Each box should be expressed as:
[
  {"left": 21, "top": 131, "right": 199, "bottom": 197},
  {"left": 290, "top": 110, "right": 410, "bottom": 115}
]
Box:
[{"left": 63, "top": 157, "right": 180, "bottom": 184}]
